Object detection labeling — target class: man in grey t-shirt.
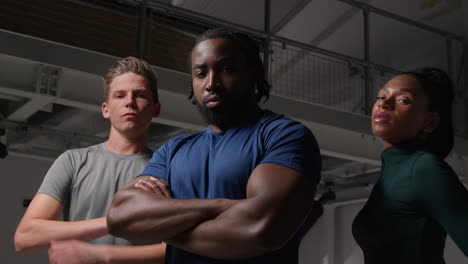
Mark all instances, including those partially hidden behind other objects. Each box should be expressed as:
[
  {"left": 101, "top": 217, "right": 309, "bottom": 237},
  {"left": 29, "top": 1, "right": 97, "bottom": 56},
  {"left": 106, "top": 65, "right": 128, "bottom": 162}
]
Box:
[{"left": 15, "top": 57, "right": 166, "bottom": 264}]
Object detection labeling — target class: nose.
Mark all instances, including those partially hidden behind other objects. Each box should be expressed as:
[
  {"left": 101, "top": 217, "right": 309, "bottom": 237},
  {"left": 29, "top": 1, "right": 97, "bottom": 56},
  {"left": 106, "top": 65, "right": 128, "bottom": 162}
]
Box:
[
  {"left": 124, "top": 94, "right": 136, "bottom": 108},
  {"left": 377, "top": 97, "right": 393, "bottom": 110},
  {"left": 206, "top": 71, "right": 221, "bottom": 93}
]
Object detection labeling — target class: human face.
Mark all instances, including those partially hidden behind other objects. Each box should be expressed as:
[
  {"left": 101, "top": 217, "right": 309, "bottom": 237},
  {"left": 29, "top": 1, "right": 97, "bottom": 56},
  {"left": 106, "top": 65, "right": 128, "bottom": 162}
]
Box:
[
  {"left": 372, "top": 74, "right": 435, "bottom": 148},
  {"left": 102, "top": 72, "right": 160, "bottom": 137},
  {"left": 191, "top": 38, "right": 257, "bottom": 131},
  {"left": 191, "top": 38, "right": 256, "bottom": 115}
]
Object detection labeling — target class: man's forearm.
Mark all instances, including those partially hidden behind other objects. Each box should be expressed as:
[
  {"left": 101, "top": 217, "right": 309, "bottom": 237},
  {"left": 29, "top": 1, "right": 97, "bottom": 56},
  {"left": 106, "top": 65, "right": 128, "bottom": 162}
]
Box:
[
  {"left": 166, "top": 198, "right": 313, "bottom": 260},
  {"left": 15, "top": 217, "right": 107, "bottom": 253},
  {"left": 165, "top": 198, "right": 280, "bottom": 259},
  {"left": 47, "top": 240, "right": 166, "bottom": 264},
  {"left": 107, "top": 188, "right": 235, "bottom": 244},
  {"left": 166, "top": 164, "right": 316, "bottom": 260},
  {"left": 102, "top": 243, "right": 166, "bottom": 264}
]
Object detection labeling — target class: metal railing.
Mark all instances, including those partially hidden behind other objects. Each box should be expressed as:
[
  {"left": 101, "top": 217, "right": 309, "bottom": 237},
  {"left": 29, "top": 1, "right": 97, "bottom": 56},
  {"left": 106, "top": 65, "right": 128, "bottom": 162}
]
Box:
[
  {"left": 68, "top": 0, "right": 467, "bottom": 136},
  {"left": 269, "top": 42, "right": 367, "bottom": 114}
]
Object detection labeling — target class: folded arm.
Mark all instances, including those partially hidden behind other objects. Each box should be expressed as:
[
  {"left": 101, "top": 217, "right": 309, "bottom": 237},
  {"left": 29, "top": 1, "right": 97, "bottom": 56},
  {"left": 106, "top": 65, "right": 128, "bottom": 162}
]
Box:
[
  {"left": 166, "top": 163, "right": 315, "bottom": 259},
  {"left": 107, "top": 176, "right": 235, "bottom": 244},
  {"left": 16, "top": 192, "right": 167, "bottom": 264},
  {"left": 48, "top": 240, "right": 165, "bottom": 264},
  {"left": 15, "top": 193, "right": 108, "bottom": 253},
  {"left": 108, "top": 164, "right": 316, "bottom": 259}
]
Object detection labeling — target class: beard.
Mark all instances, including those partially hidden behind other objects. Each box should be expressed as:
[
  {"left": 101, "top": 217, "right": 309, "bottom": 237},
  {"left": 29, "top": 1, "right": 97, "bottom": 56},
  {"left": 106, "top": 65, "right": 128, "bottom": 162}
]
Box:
[{"left": 194, "top": 92, "right": 256, "bottom": 131}]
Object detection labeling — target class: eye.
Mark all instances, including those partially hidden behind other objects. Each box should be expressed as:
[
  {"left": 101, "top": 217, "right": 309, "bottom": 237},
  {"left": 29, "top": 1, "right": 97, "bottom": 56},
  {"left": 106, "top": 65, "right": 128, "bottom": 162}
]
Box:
[
  {"left": 397, "top": 98, "right": 411, "bottom": 104},
  {"left": 375, "top": 96, "right": 385, "bottom": 101},
  {"left": 194, "top": 70, "right": 206, "bottom": 78},
  {"left": 136, "top": 93, "right": 147, "bottom": 99}
]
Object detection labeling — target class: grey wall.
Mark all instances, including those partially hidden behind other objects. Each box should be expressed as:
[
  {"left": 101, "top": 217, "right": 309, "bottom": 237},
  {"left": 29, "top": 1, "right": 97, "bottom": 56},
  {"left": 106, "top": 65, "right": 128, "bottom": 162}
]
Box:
[{"left": 0, "top": 154, "right": 51, "bottom": 263}]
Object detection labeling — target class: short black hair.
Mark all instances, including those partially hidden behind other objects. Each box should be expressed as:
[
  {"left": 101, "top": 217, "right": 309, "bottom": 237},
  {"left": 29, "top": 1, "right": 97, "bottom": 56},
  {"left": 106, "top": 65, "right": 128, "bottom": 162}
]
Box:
[
  {"left": 188, "top": 28, "right": 270, "bottom": 103},
  {"left": 402, "top": 68, "right": 455, "bottom": 158}
]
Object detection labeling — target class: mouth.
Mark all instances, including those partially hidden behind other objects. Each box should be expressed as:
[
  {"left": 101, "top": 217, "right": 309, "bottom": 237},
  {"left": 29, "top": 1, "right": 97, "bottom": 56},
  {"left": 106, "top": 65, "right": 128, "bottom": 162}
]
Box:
[
  {"left": 373, "top": 111, "right": 391, "bottom": 123},
  {"left": 203, "top": 94, "right": 223, "bottom": 108},
  {"left": 123, "top": 112, "right": 137, "bottom": 118}
]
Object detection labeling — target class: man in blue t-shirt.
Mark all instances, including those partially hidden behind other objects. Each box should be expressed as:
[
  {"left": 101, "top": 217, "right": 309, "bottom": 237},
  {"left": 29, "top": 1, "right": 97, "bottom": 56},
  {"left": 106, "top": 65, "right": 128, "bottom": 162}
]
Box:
[{"left": 107, "top": 28, "right": 321, "bottom": 264}]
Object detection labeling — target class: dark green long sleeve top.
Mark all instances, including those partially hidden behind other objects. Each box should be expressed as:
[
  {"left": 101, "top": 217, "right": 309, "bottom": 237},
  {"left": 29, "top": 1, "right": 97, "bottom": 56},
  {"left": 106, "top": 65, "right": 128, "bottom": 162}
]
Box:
[{"left": 352, "top": 142, "right": 468, "bottom": 264}]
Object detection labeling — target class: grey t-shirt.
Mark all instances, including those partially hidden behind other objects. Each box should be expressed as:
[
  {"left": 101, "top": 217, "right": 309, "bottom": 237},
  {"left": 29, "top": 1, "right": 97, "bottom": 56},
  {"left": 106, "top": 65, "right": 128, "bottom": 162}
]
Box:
[{"left": 38, "top": 143, "right": 152, "bottom": 245}]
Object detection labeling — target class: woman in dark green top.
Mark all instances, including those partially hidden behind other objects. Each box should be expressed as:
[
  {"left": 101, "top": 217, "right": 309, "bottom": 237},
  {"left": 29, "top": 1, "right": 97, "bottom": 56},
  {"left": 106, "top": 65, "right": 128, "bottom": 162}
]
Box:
[{"left": 352, "top": 68, "right": 468, "bottom": 264}]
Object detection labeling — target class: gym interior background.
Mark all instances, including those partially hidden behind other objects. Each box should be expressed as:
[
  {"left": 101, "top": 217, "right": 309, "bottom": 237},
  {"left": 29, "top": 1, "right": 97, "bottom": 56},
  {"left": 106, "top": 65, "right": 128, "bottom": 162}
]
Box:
[{"left": 1, "top": 0, "right": 467, "bottom": 263}]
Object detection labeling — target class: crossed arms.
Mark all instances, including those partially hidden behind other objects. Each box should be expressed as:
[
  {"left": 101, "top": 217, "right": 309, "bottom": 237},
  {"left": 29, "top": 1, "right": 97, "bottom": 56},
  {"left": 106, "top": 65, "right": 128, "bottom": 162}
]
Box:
[
  {"left": 14, "top": 193, "right": 165, "bottom": 264},
  {"left": 107, "top": 163, "right": 316, "bottom": 260}
]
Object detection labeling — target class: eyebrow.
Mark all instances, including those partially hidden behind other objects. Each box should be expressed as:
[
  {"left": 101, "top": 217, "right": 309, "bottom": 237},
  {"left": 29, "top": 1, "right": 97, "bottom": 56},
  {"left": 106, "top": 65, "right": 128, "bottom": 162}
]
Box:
[
  {"left": 383, "top": 87, "right": 417, "bottom": 96},
  {"left": 112, "top": 88, "right": 147, "bottom": 94},
  {"left": 192, "top": 57, "right": 235, "bottom": 69},
  {"left": 192, "top": 64, "right": 206, "bottom": 70}
]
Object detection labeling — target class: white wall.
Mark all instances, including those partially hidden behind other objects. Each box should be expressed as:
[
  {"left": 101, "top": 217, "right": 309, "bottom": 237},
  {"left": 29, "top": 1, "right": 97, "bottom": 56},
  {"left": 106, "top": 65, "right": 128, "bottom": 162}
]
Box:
[{"left": 299, "top": 200, "right": 467, "bottom": 264}]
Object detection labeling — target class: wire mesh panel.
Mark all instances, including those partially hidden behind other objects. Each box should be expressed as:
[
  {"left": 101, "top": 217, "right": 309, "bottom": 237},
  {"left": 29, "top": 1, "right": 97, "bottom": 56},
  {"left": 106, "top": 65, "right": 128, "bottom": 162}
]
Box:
[{"left": 269, "top": 41, "right": 366, "bottom": 115}]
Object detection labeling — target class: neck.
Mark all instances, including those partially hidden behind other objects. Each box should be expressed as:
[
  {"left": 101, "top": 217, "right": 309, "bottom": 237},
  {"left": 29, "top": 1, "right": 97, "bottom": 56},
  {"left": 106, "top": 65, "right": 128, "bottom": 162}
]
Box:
[
  {"left": 382, "top": 137, "right": 424, "bottom": 150},
  {"left": 211, "top": 106, "right": 264, "bottom": 133},
  {"left": 383, "top": 141, "right": 393, "bottom": 149},
  {"left": 105, "top": 128, "right": 150, "bottom": 155}
]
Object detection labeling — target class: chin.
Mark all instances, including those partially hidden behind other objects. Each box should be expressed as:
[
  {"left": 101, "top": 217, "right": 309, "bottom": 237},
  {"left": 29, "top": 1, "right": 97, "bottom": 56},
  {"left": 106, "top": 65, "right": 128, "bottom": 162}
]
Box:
[{"left": 372, "top": 127, "right": 385, "bottom": 137}]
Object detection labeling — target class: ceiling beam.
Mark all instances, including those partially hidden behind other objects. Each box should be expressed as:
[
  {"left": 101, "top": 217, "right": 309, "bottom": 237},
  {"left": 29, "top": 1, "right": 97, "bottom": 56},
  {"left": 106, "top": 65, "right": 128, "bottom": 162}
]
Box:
[
  {"left": 272, "top": 0, "right": 372, "bottom": 84},
  {"left": 7, "top": 96, "right": 55, "bottom": 121},
  {"left": 271, "top": 0, "right": 313, "bottom": 34},
  {"left": 312, "top": 0, "right": 371, "bottom": 46}
]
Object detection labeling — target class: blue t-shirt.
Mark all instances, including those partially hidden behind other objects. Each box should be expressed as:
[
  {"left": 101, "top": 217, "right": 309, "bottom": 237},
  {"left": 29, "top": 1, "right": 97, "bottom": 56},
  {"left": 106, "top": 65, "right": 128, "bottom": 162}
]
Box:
[{"left": 141, "top": 111, "right": 321, "bottom": 264}]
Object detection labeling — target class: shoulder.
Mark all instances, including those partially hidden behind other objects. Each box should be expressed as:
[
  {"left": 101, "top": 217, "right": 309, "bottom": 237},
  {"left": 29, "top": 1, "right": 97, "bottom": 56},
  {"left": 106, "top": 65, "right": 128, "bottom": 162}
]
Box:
[
  {"left": 165, "top": 130, "right": 206, "bottom": 145},
  {"left": 259, "top": 111, "right": 303, "bottom": 127},
  {"left": 258, "top": 112, "right": 321, "bottom": 183},
  {"left": 408, "top": 151, "right": 468, "bottom": 213},
  {"left": 410, "top": 151, "right": 456, "bottom": 185},
  {"left": 53, "top": 144, "right": 107, "bottom": 168},
  {"left": 261, "top": 112, "right": 318, "bottom": 151},
  {"left": 411, "top": 151, "right": 450, "bottom": 173},
  {"left": 62, "top": 143, "right": 102, "bottom": 157},
  {"left": 155, "top": 130, "right": 207, "bottom": 154},
  {"left": 259, "top": 111, "right": 314, "bottom": 137}
]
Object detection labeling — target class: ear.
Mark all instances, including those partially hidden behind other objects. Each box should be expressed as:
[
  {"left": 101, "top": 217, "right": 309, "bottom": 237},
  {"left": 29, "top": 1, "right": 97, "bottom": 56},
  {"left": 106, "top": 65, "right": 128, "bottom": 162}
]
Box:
[
  {"left": 102, "top": 102, "right": 110, "bottom": 119},
  {"left": 424, "top": 112, "right": 440, "bottom": 133},
  {"left": 153, "top": 102, "right": 161, "bottom": 118}
]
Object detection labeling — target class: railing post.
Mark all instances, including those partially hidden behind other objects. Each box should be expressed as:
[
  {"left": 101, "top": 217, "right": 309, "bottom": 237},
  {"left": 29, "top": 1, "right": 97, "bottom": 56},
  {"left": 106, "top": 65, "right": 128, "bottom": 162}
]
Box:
[
  {"left": 446, "top": 37, "right": 453, "bottom": 80},
  {"left": 363, "top": 7, "right": 371, "bottom": 115},
  {"left": 137, "top": 0, "right": 148, "bottom": 59},
  {"left": 263, "top": 0, "right": 271, "bottom": 83}
]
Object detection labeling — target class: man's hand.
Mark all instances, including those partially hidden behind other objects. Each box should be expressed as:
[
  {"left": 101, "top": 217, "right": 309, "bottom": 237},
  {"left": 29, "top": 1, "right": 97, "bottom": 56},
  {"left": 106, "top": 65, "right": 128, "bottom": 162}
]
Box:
[
  {"left": 133, "top": 176, "right": 172, "bottom": 198},
  {"left": 48, "top": 240, "right": 108, "bottom": 264}
]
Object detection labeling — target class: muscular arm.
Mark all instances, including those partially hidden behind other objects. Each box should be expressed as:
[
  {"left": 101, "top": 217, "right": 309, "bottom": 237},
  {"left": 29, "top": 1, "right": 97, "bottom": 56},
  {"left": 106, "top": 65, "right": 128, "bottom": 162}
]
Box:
[
  {"left": 15, "top": 193, "right": 107, "bottom": 253},
  {"left": 107, "top": 176, "right": 234, "bottom": 244},
  {"left": 167, "top": 163, "right": 315, "bottom": 259},
  {"left": 108, "top": 164, "right": 315, "bottom": 259}
]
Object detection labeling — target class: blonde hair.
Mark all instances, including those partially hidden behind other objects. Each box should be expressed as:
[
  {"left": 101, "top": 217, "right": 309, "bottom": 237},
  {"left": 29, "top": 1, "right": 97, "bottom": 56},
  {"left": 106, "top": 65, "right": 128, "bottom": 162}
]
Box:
[{"left": 103, "top": 57, "right": 159, "bottom": 103}]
